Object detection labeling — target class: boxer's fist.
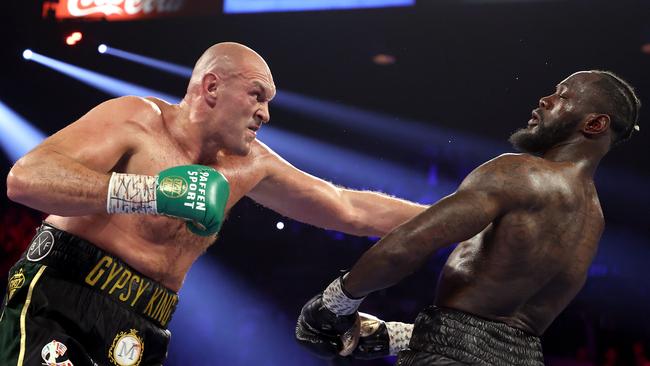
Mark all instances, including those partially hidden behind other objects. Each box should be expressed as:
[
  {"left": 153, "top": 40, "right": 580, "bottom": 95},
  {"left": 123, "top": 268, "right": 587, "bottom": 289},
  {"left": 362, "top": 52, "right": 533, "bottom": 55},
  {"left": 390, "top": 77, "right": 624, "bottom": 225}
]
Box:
[
  {"left": 295, "top": 294, "right": 358, "bottom": 358},
  {"left": 156, "top": 165, "right": 230, "bottom": 236},
  {"left": 107, "top": 164, "right": 230, "bottom": 236}
]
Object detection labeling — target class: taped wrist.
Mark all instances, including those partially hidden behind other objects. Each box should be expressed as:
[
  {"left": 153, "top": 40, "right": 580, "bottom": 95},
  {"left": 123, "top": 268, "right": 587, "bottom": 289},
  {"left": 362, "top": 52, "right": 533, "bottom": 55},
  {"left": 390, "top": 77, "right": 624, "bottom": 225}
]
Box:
[
  {"left": 322, "top": 275, "right": 365, "bottom": 316},
  {"left": 386, "top": 321, "right": 413, "bottom": 355},
  {"left": 107, "top": 172, "right": 157, "bottom": 214}
]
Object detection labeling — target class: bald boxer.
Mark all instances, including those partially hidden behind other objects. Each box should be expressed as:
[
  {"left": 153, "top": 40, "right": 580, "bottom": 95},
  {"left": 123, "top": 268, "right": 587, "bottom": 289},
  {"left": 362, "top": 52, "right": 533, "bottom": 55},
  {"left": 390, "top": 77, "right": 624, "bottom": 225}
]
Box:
[
  {"left": 0, "top": 42, "right": 426, "bottom": 366},
  {"left": 297, "top": 70, "right": 641, "bottom": 365}
]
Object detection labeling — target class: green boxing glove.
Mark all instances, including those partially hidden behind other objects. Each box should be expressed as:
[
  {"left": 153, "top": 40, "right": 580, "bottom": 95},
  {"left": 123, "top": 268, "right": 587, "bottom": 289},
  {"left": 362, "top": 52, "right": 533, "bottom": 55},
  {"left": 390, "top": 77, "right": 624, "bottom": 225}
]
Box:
[
  {"left": 156, "top": 165, "right": 230, "bottom": 235},
  {"left": 107, "top": 165, "right": 230, "bottom": 236}
]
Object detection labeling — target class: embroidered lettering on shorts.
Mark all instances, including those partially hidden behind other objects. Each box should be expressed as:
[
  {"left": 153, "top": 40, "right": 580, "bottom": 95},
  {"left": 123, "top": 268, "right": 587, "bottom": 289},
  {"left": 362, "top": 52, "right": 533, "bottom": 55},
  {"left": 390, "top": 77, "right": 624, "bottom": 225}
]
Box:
[{"left": 83, "top": 255, "right": 177, "bottom": 326}]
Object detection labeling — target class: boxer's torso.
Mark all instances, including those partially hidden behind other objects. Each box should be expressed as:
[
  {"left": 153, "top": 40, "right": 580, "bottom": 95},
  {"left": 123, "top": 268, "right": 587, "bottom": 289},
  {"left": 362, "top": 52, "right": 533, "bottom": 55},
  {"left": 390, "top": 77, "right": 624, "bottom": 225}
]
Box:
[
  {"left": 46, "top": 98, "right": 270, "bottom": 291},
  {"left": 435, "top": 155, "right": 604, "bottom": 335}
]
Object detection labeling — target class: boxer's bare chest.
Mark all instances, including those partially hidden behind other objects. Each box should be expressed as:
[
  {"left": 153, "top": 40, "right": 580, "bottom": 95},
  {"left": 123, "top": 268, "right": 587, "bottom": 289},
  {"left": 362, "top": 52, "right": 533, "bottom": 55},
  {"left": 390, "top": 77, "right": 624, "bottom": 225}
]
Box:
[
  {"left": 113, "top": 130, "right": 266, "bottom": 245},
  {"left": 48, "top": 129, "right": 268, "bottom": 287}
]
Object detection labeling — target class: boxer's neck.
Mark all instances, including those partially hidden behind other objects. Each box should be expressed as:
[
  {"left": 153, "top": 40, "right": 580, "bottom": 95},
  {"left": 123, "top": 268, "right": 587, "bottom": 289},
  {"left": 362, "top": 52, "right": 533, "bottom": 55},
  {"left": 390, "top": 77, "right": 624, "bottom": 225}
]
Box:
[{"left": 168, "top": 100, "right": 221, "bottom": 164}]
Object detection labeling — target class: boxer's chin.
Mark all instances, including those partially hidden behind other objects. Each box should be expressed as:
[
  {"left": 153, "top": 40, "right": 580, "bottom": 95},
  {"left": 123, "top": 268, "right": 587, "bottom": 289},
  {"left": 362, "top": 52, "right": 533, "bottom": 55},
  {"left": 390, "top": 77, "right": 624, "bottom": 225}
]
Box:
[
  {"left": 509, "top": 118, "right": 580, "bottom": 155},
  {"left": 509, "top": 128, "right": 546, "bottom": 154}
]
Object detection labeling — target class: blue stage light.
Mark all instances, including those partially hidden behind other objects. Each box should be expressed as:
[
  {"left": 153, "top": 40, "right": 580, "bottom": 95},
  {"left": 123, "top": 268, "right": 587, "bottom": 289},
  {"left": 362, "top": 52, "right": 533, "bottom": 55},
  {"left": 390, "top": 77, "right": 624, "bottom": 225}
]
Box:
[
  {"left": 23, "top": 50, "right": 180, "bottom": 102},
  {"left": 224, "top": 0, "right": 415, "bottom": 14},
  {"left": 273, "top": 90, "right": 508, "bottom": 161},
  {"left": 0, "top": 101, "right": 46, "bottom": 162},
  {"left": 98, "top": 45, "right": 192, "bottom": 78}
]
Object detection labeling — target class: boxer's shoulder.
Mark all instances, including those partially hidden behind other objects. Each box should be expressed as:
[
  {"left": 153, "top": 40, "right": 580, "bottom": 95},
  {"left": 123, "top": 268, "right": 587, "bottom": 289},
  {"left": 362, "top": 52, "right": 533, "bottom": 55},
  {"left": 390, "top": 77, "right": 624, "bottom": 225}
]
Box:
[
  {"left": 463, "top": 153, "right": 542, "bottom": 188},
  {"left": 481, "top": 153, "right": 543, "bottom": 172},
  {"left": 250, "top": 139, "right": 273, "bottom": 156},
  {"left": 94, "top": 95, "right": 162, "bottom": 117},
  {"left": 74, "top": 96, "right": 165, "bottom": 136},
  {"left": 124, "top": 96, "right": 166, "bottom": 130},
  {"left": 248, "top": 139, "right": 292, "bottom": 166},
  {"left": 484, "top": 154, "right": 588, "bottom": 212},
  {"left": 458, "top": 154, "right": 559, "bottom": 210}
]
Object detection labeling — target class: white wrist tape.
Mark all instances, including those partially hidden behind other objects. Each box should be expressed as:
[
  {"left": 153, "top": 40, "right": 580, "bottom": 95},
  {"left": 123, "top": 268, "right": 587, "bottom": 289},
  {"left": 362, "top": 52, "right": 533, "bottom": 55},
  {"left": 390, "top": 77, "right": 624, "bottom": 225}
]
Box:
[
  {"left": 322, "top": 276, "right": 365, "bottom": 316},
  {"left": 107, "top": 173, "right": 158, "bottom": 214},
  {"left": 386, "top": 321, "right": 414, "bottom": 355}
]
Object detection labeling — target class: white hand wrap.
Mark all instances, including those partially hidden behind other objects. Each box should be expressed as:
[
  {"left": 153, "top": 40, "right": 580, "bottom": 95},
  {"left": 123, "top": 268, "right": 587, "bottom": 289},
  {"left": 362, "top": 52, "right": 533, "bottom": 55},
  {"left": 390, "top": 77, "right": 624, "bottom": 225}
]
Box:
[
  {"left": 107, "top": 173, "right": 157, "bottom": 214},
  {"left": 386, "top": 321, "right": 414, "bottom": 355},
  {"left": 322, "top": 276, "right": 365, "bottom": 316}
]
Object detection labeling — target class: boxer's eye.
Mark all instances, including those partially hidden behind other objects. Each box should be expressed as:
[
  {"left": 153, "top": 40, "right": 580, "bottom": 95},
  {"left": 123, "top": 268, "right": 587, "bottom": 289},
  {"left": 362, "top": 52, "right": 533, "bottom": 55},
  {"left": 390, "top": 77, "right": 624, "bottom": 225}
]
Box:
[{"left": 250, "top": 91, "right": 262, "bottom": 101}]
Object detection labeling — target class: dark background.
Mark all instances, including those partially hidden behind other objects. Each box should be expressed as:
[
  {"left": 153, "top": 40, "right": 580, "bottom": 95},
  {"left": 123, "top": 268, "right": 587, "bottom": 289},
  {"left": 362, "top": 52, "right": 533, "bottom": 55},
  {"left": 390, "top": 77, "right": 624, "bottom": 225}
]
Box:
[{"left": 1, "top": 0, "right": 649, "bottom": 365}]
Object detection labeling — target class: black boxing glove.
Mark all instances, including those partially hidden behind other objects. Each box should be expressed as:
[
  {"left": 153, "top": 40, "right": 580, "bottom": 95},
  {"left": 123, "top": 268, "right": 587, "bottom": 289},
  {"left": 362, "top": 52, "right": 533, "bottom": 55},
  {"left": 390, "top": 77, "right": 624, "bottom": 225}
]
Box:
[
  {"left": 295, "top": 276, "right": 365, "bottom": 358},
  {"left": 295, "top": 294, "right": 358, "bottom": 358}
]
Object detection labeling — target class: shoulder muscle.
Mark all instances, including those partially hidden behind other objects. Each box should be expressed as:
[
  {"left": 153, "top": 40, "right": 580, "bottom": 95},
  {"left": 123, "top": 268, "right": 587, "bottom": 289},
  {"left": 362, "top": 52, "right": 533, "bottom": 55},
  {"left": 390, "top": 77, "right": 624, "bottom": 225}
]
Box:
[
  {"left": 459, "top": 153, "right": 546, "bottom": 212},
  {"left": 34, "top": 96, "right": 163, "bottom": 172}
]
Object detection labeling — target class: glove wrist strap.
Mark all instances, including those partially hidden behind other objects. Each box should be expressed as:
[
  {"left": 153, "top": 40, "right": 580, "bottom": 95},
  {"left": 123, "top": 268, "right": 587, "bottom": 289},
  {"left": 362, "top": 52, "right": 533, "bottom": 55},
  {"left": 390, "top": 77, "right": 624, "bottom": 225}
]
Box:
[
  {"left": 322, "top": 275, "right": 365, "bottom": 316},
  {"left": 107, "top": 172, "right": 158, "bottom": 214},
  {"left": 386, "top": 321, "right": 414, "bottom": 355}
]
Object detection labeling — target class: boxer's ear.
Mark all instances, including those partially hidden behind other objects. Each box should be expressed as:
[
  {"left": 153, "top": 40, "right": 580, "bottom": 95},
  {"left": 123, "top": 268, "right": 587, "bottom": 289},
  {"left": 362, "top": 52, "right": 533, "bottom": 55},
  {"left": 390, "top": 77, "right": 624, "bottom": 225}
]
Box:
[
  {"left": 202, "top": 72, "right": 221, "bottom": 107},
  {"left": 582, "top": 113, "right": 610, "bottom": 137}
]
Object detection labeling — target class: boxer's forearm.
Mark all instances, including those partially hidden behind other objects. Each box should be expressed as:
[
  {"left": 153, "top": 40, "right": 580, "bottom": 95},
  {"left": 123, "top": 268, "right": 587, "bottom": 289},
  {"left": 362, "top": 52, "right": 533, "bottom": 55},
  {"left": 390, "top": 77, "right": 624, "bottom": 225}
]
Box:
[
  {"left": 7, "top": 149, "right": 109, "bottom": 215},
  {"left": 342, "top": 223, "right": 433, "bottom": 297},
  {"left": 340, "top": 189, "right": 427, "bottom": 236},
  {"left": 248, "top": 166, "right": 426, "bottom": 237},
  {"left": 344, "top": 189, "right": 500, "bottom": 297}
]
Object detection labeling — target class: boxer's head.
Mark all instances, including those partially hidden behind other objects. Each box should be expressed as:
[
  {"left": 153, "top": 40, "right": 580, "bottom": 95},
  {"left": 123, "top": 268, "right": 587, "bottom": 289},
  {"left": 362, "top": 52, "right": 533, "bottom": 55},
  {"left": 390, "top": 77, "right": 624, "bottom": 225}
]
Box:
[
  {"left": 510, "top": 70, "right": 640, "bottom": 154},
  {"left": 186, "top": 42, "right": 276, "bottom": 156}
]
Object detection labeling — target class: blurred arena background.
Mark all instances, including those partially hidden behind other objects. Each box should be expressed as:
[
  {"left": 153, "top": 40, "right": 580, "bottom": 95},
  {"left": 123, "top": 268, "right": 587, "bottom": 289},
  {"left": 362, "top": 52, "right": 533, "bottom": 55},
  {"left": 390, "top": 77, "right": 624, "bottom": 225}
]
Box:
[{"left": 1, "top": 0, "right": 649, "bottom": 365}]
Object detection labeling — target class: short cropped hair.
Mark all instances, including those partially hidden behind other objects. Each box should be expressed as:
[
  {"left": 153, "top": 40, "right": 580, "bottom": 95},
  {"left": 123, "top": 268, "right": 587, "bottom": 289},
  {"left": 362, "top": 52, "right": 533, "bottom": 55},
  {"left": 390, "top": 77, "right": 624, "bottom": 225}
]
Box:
[{"left": 590, "top": 70, "right": 641, "bottom": 147}]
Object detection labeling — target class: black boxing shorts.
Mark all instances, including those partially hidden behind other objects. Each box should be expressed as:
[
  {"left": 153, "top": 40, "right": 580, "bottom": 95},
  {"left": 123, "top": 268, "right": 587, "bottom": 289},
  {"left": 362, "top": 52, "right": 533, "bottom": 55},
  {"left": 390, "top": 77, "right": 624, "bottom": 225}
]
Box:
[
  {"left": 396, "top": 306, "right": 544, "bottom": 366},
  {"left": 0, "top": 222, "right": 178, "bottom": 366}
]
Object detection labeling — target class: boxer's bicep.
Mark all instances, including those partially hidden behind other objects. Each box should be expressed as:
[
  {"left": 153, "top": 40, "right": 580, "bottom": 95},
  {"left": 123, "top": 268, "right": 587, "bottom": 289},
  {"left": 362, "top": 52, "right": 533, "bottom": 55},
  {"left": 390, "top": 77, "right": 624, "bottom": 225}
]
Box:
[
  {"left": 248, "top": 150, "right": 356, "bottom": 231},
  {"left": 249, "top": 141, "right": 424, "bottom": 236},
  {"left": 405, "top": 189, "right": 500, "bottom": 249}
]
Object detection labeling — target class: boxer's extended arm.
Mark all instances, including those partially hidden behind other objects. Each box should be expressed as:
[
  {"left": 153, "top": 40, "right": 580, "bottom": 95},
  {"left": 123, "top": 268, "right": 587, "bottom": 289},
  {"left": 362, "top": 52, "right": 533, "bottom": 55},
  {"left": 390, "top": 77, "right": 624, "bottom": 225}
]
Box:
[
  {"left": 7, "top": 97, "right": 229, "bottom": 235},
  {"left": 7, "top": 96, "right": 147, "bottom": 215},
  {"left": 108, "top": 165, "right": 229, "bottom": 235},
  {"left": 296, "top": 154, "right": 542, "bottom": 358},
  {"left": 343, "top": 154, "right": 540, "bottom": 297},
  {"left": 247, "top": 142, "right": 426, "bottom": 236}
]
